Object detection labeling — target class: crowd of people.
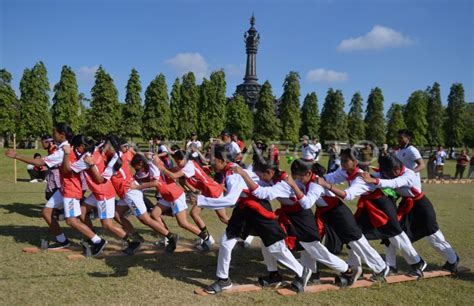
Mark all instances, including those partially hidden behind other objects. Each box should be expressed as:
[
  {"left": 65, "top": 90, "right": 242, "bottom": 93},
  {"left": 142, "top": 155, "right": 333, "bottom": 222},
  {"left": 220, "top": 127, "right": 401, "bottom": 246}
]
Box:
[{"left": 5, "top": 124, "right": 462, "bottom": 294}]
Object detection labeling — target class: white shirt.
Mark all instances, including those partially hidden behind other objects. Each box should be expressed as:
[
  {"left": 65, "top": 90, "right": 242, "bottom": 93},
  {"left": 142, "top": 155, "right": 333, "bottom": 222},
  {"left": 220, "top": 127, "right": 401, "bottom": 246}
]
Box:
[
  {"left": 395, "top": 145, "right": 422, "bottom": 184},
  {"left": 299, "top": 181, "right": 338, "bottom": 209},
  {"left": 181, "top": 160, "right": 196, "bottom": 178},
  {"left": 225, "top": 141, "right": 241, "bottom": 161},
  {"left": 324, "top": 167, "right": 376, "bottom": 201},
  {"left": 186, "top": 140, "right": 202, "bottom": 150},
  {"left": 251, "top": 180, "right": 297, "bottom": 206},
  {"left": 43, "top": 141, "right": 68, "bottom": 168},
  {"left": 302, "top": 144, "right": 318, "bottom": 160},
  {"left": 435, "top": 150, "right": 447, "bottom": 166},
  {"left": 375, "top": 168, "right": 422, "bottom": 198}
]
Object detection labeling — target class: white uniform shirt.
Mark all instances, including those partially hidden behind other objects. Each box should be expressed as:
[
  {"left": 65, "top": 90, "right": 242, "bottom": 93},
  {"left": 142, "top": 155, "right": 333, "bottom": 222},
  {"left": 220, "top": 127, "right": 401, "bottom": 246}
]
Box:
[
  {"left": 251, "top": 180, "right": 297, "bottom": 206},
  {"left": 324, "top": 167, "right": 376, "bottom": 201},
  {"left": 186, "top": 140, "right": 202, "bottom": 150},
  {"left": 225, "top": 141, "right": 241, "bottom": 161},
  {"left": 395, "top": 145, "right": 422, "bottom": 185},
  {"left": 302, "top": 144, "right": 318, "bottom": 160},
  {"left": 375, "top": 168, "right": 421, "bottom": 198},
  {"left": 435, "top": 150, "right": 447, "bottom": 166},
  {"left": 43, "top": 141, "right": 68, "bottom": 168}
]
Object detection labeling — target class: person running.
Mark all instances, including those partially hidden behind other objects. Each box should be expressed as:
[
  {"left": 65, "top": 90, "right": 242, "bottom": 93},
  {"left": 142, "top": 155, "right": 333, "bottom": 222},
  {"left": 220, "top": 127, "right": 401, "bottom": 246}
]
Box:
[
  {"left": 319, "top": 148, "right": 428, "bottom": 277},
  {"left": 360, "top": 153, "right": 460, "bottom": 273},
  {"left": 192, "top": 146, "right": 312, "bottom": 294},
  {"left": 395, "top": 129, "right": 425, "bottom": 185}
]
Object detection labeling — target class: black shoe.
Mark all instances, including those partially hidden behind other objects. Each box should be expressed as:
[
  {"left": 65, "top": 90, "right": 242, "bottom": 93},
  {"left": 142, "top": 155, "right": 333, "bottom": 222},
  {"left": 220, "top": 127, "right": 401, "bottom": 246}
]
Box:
[
  {"left": 258, "top": 272, "right": 283, "bottom": 287},
  {"left": 291, "top": 267, "right": 312, "bottom": 293},
  {"left": 48, "top": 239, "right": 70, "bottom": 250},
  {"left": 388, "top": 266, "right": 398, "bottom": 275},
  {"left": 122, "top": 241, "right": 141, "bottom": 255},
  {"left": 335, "top": 266, "right": 363, "bottom": 287},
  {"left": 370, "top": 265, "right": 390, "bottom": 282},
  {"left": 442, "top": 255, "right": 460, "bottom": 273},
  {"left": 308, "top": 271, "right": 321, "bottom": 284},
  {"left": 132, "top": 232, "right": 145, "bottom": 243},
  {"left": 203, "top": 278, "right": 233, "bottom": 294},
  {"left": 91, "top": 239, "right": 108, "bottom": 257},
  {"left": 408, "top": 258, "right": 427, "bottom": 278},
  {"left": 165, "top": 233, "right": 178, "bottom": 253}
]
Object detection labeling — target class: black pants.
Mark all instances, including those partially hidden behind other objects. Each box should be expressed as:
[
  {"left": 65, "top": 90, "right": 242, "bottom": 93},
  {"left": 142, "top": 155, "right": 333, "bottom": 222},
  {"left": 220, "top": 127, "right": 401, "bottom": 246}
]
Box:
[
  {"left": 356, "top": 196, "right": 403, "bottom": 240},
  {"left": 28, "top": 169, "right": 47, "bottom": 180},
  {"left": 454, "top": 165, "right": 466, "bottom": 179},
  {"left": 400, "top": 196, "right": 439, "bottom": 242},
  {"left": 284, "top": 208, "right": 320, "bottom": 245}
]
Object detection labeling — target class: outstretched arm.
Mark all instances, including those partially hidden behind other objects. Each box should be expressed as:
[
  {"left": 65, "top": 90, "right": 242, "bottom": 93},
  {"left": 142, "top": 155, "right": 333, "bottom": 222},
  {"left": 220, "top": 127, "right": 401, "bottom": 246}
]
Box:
[{"left": 5, "top": 149, "right": 46, "bottom": 167}]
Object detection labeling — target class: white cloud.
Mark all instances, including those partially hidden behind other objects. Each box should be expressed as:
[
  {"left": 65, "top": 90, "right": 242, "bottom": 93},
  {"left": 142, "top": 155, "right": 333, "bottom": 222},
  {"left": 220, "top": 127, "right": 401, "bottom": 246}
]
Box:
[
  {"left": 306, "top": 68, "right": 348, "bottom": 83},
  {"left": 165, "top": 52, "right": 208, "bottom": 80},
  {"left": 223, "top": 64, "right": 245, "bottom": 77},
  {"left": 77, "top": 65, "right": 99, "bottom": 82},
  {"left": 337, "top": 25, "right": 413, "bottom": 52}
]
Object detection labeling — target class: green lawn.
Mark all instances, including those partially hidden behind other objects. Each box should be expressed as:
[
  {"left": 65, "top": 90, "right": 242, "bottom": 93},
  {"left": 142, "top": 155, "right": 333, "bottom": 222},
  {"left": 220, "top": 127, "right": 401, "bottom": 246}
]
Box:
[{"left": 0, "top": 149, "right": 473, "bottom": 305}]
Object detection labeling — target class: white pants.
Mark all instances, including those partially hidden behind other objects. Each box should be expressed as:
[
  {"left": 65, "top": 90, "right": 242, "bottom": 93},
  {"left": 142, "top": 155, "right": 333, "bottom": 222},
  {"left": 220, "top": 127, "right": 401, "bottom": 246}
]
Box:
[
  {"left": 45, "top": 190, "right": 81, "bottom": 218},
  {"left": 216, "top": 233, "right": 303, "bottom": 279},
  {"left": 346, "top": 236, "right": 386, "bottom": 273},
  {"left": 384, "top": 232, "right": 421, "bottom": 266},
  {"left": 123, "top": 189, "right": 148, "bottom": 217},
  {"left": 299, "top": 240, "right": 348, "bottom": 273},
  {"left": 386, "top": 230, "right": 457, "bottom": 267},
  {"left": 158, "top": 193, "right": 188, "bottom": 216},
  {"left": 84, "top": 195, "right": 115, "bottom": 219},
  {"left": 300, "top": 250, "right": 318, "bottom": 273}
]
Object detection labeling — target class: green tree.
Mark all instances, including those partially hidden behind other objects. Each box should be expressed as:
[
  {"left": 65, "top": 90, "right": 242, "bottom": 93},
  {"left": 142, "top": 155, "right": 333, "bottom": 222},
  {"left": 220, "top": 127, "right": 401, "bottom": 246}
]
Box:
[
  {"left": 19, "top": 62, "right": 52, "bottom": 139},
  {"left": 51, "top": 65, "right": 80, "bottom": 133},
  {"left": 0, "top": 69, "right": 18, "bottom": 141},
  {"left": 426, "top": 82, "right": 445, "bottom": 146},
  {"left": 169, "top": 78, "right": 181, "bottom": 140},
  {"left": 87, "top": 66, "right": 122, "bottom": 139},
  {"left": 226, "top": 94, "right": 253, "bottom": 139},
  {"left": 279, "top": 71, "right": 301, "bottom": 145},
  {"left": 404, "top": 90, "right": 428, "bottom": 146},
  {"left": 199, "top": 70, "right": 227, "bottom": 140},
  {"left": 142, "top": 74, "right": 170, "bottom": 140},
  {"left": 386, "top": 103, "right": 407, "bottom": 147},
  {"left": 463, "top": 102, "right": 474, "bottom": 147},
  {"left": 364, "top": 87, "right": 385, "bottom": 145},
  {"left": 320, "top": 88, "right": 347, "bottom": 142},
  {"left": 347, "top": 92, "right": 365, "bottom": 144},
  {"left": 445, "top": 83, "right": 466, "bottom": 147},
  {"left": 122, "top": 68, "right": 143, "bottom": 140},
  {"left": 253, "top": 81, "right": 280, "bottom": 141},
  {"left": 178, "top": 72, "right": 199, "bottom": 140},
  {"left": 300, "top": 92, "right": 319, "bottom": 139}
]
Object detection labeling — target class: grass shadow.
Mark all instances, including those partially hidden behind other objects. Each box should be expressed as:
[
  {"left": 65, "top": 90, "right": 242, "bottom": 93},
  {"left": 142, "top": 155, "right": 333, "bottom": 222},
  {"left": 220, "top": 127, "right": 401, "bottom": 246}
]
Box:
[
  {"left": 0, "top": 224, "right": 82, "bottom": 246},
  {"left": 0, "top": 202, "right": 44, "bottom": 218}
]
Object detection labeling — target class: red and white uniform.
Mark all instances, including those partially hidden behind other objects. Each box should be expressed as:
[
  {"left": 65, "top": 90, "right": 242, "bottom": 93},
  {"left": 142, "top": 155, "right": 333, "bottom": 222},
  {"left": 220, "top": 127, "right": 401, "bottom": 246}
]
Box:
[{"left": 181, "top": 160, "right": 223, "bottom": 198}]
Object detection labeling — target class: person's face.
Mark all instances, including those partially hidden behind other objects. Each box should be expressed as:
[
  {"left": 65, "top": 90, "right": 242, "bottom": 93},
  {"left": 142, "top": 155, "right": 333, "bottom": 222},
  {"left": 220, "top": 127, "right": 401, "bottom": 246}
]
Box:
[
  {"left": 438, "top": 146, "right": 443, "bottom": 151},
  {"left": 255, "top": 169, "right": 274, "bottom": 182},
  {"left": 103, "top": 143, "right": 115, "bottom": 157},
  {"left": 461, "top": 150, "right": 466, "bottom": 154},
  {"left": 132, "top": 161, "right": 145, "bottom": 172},
  {"left": 34, "top": 155, "right": 41, "bottom": 160},
  {"left": 121, "top": 145, "right": 128, "bottom": 153},
  {"left": 269, "top": 144, "right": 275, "bottom": 149},
  {"left": 302, "top": 139, "right": 308, "bottom": 145},
  {"left": 222, "top": 135, "right": 231, "bottom": 143},
  {"left": 192, "top": 135, "right": 197, "bottom": 140},
  {"left": 382, "top": 166, "right": 401, "bottom": 179},
  {"left": 173, "top": 156, "right": 186, "bottom": 167},
  {"left": 397, "top": 134, "right": 409, "bottom": 146},
  {"left": 212, "top": 158, "right": 226, "bottom": 172},
  {"left": 41, "top": 140, "right": 50, "bottom": 150},
  {"left": 52, "top": 128, "right": 63, "bottom": 143},
  {"left": 341, "top": 155, "right": 357, "bottom": 172},
  {"left": 75, "top": 144, "right": 86, "bottom": 154},
  {"left": 291, "top": 171, "right": 312, "bottom": 185},
  {"left": 154, "top": 138, "right": 161, "bottom": 145}
]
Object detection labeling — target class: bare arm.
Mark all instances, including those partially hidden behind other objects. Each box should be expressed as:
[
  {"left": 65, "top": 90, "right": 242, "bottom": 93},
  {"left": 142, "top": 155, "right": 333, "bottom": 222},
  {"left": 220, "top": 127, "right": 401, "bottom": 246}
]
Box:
[
  {"left": 152, "top": 155, "right": 184, "bottom": 180},
  {"left": 318, "top": 177, "right": 346, "bottom": 199},
  {"left": 61, "top": 144, "right": 73, "bottom": 174},
  {"left": 414, "top": 158, "right": 425, "bottom": 173},
  {"left": 128, "top": 180, "right": 157, "bottom": 191},
  {"left": 5, "top": 150, "right": 46, "bottom": 167}
]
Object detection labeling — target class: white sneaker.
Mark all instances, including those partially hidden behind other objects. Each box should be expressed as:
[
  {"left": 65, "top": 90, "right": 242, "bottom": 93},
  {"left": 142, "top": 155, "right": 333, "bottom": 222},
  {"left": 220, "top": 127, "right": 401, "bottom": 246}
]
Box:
[
  {"left": 155, "top": 236, "right": 168, "bottom": 247},
  {"left": 196, "top": 235, "right": 215, "bottom": 252},
  {"left": 30, "top": 179, "right": 38, "bottom": 183}
]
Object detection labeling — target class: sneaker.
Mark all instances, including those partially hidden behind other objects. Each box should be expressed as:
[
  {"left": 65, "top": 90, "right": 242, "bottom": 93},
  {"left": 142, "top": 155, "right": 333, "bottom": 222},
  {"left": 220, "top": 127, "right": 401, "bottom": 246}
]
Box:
[
  {"left": 122, "top": 241, "right": 141, "bottom": 255},
  {"left": 388, "top": 266, "right": 398, "bottom": 275},
  {"left": 165, "top": 233, "right": 178, "bottom": 253},
  {"left": 48, "top": 239, "right": 70, "bottom": 250},
  {"left": 408, "top": 258, "right": 427, "bottom": 278},
  {"left": 258, "top": 272, "right": 283, "bottom": 287},
  {"left": 196, "top": 235, "right": 215, "bottom": 252},
  {"left": 155, "top": 236, "right": 169, "bottom": 247},
  {"left": 370, "top": 265, "right": 390, "bottom": 282},
  {"left": 291, "top": 266, "right": 312, "bottom": 293},
  {"left": 194, "top": 237, "right": 203, "bottom": 246},
  {"left": 91, "top": 239, "right": 108, "bottom": 257},
  {"left": 29, "top": 179, "right": 38, "bottom": 183},
  {"left": 335, "top": 266, "right": 363, "bottom": 287},
  {"left": 308, "top": 271, "right": 321, "bottom": 284},
  {"left": 442, "top": 255, "right": 460, "bottom": 273},
  {"left": 203, "top": 278, "right": 233, "bottom": 294},
  {"left": 132, "top": 232, "right": 145, "bottom": 243}
]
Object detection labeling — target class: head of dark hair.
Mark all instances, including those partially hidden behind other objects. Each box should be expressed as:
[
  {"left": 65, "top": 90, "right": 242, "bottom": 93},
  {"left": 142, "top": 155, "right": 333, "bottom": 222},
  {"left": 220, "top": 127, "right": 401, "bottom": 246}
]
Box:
[
  {"left": 71, "top": 135, "right": 95, "bottom": 154},
  {"left": 154, "top": 134, "right": 163, "bottom": 141},
  {"left": 340, "top": 148, "right": 358, "bottom": 160},
  {"left": 171, "top": 144, "right": 181, "bottom": 151},
  {"left": 253, "top": 157, "right": 281, "bottom": 177},
  {"left": 378, "top": 153, "right": 403, "bottom": 173},
  {"left": 172, "top": 150, "right": 187, "bottom": 161},
  {"left": 131, "top": 153, "right": 148, "bottom": 168},
  {"left": 106, "top": 135, "right": 121, "bottom": 153},
  {"left": 213, "top": 145, "right": 228, "bottom": 161},
  {"left": 54, "top": 123, "right": 73, "bottom": 142},
  {"left": 397, "top": 129, "right": 413, "bottom": 139},
  {"left": 290, "top": 158, "right": 313, "bottom": 175},
  {"left": 34, "top": 153, "right": 41, "bottom": 158},
  {"left": 312, "top": 163, "right": 327, "bottom": 177},
  {"left": 41, "top": 134, "right": 53, "bottom": 141}
]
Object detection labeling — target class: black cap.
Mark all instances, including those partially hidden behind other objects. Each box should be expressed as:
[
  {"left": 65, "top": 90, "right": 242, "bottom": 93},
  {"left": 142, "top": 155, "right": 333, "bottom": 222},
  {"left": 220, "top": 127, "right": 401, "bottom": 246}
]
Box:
[
  {"left": 221, "top": 131, "right": 231, "bottom": 137},
  {"left": 191, "top": 131, "right": 197, "bottom": 136}
]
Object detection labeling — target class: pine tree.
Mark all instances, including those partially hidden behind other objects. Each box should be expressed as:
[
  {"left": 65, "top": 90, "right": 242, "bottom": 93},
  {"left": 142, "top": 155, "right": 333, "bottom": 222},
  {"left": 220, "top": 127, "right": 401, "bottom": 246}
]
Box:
[
  {"left": 178, "top": 72, "right": 199, "bottom": 140},
  {"left": 142, "top": 74, "right": 171, "bottom": 140},
  {"left": 279, "top": 71, "right": 301, "bottom": 145},
  {"left": 169, "top": 78, "right": 181, "bottom": 140},
  {"left": 19, "top": 62, "right": 52, "bottom": 139},
  {"left": 199, "top": 70, "right": 227, "bottom": 140},
  {"left": 364, "top": 87, "right": 385, "bottom": 145},
  {"left": 226, "top": 94, "right": 253, "bottom": 139},
  {"left": 87, "top": 66, "right": 122, "bottom": 139},
  {"left": 253, "top": 81, "right": 280, "bottom": 141},
  {"left": 463, "top": 102, "right": 474, "bottom": 147},
  {"left": 0, "top": 69, "right": 18, "bottom": 140},
  {"left": 347, "top": 92, "right": 365, "bottom": 144},
  {"left": 300, "top": 92, "right": 319, "bottom": 139},
  {"left": 444, "top": 83, "right": 466, "bottom": 147},
  {"left": 320, "top": 88, "right": 347, "bottom": 142},
  {"left": 404, "top": 90, "right": 428, "bottom": 146},
  {"left": 426, "top": 82, "right": 444, "bottom": 146},
  {"left": 122, "top": 68, "right": 143, "bottom": 140},
  {"left": 51, "top": 65, "right": 80, "bottom": 133},
  {"left": 386, "top": 103, "right": 407, "bottom": 147}
]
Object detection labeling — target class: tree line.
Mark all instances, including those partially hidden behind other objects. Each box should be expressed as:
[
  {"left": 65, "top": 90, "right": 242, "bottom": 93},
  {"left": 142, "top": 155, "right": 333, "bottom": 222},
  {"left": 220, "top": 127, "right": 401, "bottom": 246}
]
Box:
[{"left": 0, "top": 62, "right": 472, "bottom": 148}]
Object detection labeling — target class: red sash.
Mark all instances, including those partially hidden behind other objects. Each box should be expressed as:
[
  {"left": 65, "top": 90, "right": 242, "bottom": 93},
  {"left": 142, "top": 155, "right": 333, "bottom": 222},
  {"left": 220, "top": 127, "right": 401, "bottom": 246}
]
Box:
[
  {"left": 275, "top": 204, "right": 302, "bottom": 250},
  {"left": 315, "top": 196, "right": 341, "bottom": 238},
  {"left": 398, "top": 188, "right": 424, "bottom": 221},
  {"left": 354, "top": 189, "right": 389, "bottom": 228}
]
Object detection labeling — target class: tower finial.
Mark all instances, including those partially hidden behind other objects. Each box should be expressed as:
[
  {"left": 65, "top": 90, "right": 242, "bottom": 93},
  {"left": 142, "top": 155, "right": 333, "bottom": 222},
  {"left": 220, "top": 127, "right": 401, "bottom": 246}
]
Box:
[{"left": 250, "top": 13, "right": 255, "bottom": 26}]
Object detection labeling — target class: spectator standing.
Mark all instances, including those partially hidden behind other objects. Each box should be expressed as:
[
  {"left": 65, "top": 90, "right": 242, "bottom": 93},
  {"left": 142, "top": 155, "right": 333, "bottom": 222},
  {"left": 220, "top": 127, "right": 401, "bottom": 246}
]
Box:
[
  {"left": 435, "top": 145, "right": 447, "bottom": 179},
  {"left": 468, "top": 151, "right": 474, "bottom": 179},
  {"left": 301, "top": 135, "right": 318, "bottom": 161},
  {"left": 267, "top": 143, "right": 280, "bottom": 166},
  {"left": 454, "top": 149, "right": 470, "bottom": 179}
]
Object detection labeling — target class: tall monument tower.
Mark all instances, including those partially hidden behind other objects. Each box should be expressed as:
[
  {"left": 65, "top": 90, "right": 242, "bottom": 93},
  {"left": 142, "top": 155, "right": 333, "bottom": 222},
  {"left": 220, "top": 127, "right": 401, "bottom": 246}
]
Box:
[{"left": 236, "top": 14, "right": 262, "bottom": 111}]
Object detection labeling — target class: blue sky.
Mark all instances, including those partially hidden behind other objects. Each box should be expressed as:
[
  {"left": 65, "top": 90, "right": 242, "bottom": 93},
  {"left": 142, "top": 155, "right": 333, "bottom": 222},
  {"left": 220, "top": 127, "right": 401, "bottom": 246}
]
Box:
[{"left": 1, "top": 0, "right": 473, "bottom": 112}]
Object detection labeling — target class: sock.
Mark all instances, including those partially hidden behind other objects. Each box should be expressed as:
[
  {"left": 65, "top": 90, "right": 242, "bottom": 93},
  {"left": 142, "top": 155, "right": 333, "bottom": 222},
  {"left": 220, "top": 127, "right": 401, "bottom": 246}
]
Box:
[
  {"left": 166, "top": 232, "right": 173, "bottom": 239},
  {"left": 91, "top": 235, "right": 101, "bottom": 244},
  {"left": 198, "top": 231, "right": 209, "bottom": 240},
  {"left": 56, "top": 233, "right": 66, "bottom": 243}
]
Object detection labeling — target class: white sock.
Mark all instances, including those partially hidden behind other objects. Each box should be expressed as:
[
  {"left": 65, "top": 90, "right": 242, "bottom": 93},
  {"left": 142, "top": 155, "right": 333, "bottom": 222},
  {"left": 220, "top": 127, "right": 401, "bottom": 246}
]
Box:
[
  {"left": 56, "top": 233, "right": 66, "bottom": 243},
  {"left": 91, "top": 235, "right": 101, "bottom": 244}
]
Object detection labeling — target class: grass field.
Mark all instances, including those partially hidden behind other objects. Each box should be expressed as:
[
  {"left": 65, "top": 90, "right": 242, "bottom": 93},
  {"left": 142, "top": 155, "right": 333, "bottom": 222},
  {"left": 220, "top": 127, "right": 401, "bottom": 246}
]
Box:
[{"left": 0, "top": 149, "right": 473, "bottom": 305}]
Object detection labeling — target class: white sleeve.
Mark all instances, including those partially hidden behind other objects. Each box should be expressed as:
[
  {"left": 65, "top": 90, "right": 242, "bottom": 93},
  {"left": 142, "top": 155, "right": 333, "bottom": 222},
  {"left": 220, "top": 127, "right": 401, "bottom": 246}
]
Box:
[
  {"left": 251, "top": 181, "right": 292, "bottom": 201},
  {"left": 343, "top": 177, "right": 372, "bottom": 201},
  {"left": 324, "top": 168, "right": 347, "bottom": 184},
  {"left": 102, "top": 154, "right": 119, "bottom": 180},
  {"left": 197, "top": 141, "right": 202, "bottom": 149},
  {"left": 377, "top": 171, "right": 415, "bottom": 189},
  {"left": 197, "top": 174, "right": 244, "bottom": 209},
  {"left": 186, "top": 141, "right": 191, "bottom": 149},
  {"left": 232, "top": 142, "right": 241, "bottom": 154},
  {"left": 160, "top": 145, "right": 168, "bottom": 153},
  {"left": 410, "top": 146, "right": 422, "bottom": 160},
  {"left": 43, "top": 150, "right": 64, "bottom": 168},
  {"left": 298, "top": 182, "right": 325, "bottom": 209},
  {"left": 181, "top": 161, "right": 196, "bottom": 178},
  {"left": 148, "top": 162, "right": 161, "bottom": 179},
  {"left": 70, "top": 155, "right": 90, "bottom": 173}
]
